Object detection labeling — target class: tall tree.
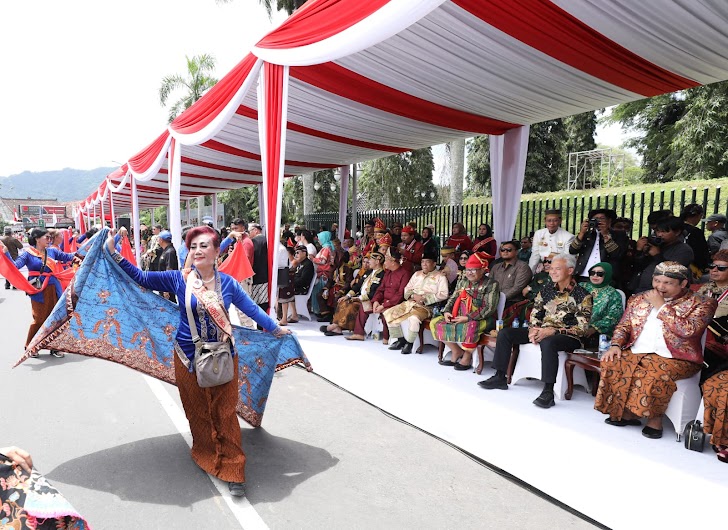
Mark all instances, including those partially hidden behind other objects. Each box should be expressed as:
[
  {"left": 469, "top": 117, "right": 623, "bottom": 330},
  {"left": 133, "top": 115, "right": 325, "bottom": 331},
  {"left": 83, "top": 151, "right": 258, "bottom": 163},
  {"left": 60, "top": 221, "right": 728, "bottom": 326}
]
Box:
[
  {"left": 159, "top": 54, "right": 218, "bottom": 123},
  {"left": 672, "top": 82, "right": 728, "bottom": 180},
  {"left": 217, "top": 187, "right": 259, "bottom": 225},
  {"left": 466, "top": 120, "right": 568, "bottom": 195},
  {"left": 608, "top": 94, "right": 687, "bottom": 183},
  {"left": 563, "top": 111, "right": 597, "bottom": 156},
  {"left": 359, "top": 148, "right": 436, "bottom": 209},
  {"left": 448, "top": 139, "right": 466, "bottom": 205}
]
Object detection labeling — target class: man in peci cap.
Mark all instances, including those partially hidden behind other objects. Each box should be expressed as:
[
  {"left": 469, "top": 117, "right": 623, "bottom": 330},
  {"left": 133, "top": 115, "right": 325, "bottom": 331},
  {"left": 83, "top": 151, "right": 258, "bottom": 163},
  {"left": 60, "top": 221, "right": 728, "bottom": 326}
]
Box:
[
  {"left": 383, "top": 255, "right": 449, "bottom": 354},
  {"left": 706, "top": 213, "right": 728, "bottom": 257},
  {"left": 596, "top": 261, "right": 716, "bottom": 439},
  {"left": 529, "top": 209, "right": 574, "bottom": 273},
  {"left": 397, "top": 225, "right": 424, "bottom": 274}
]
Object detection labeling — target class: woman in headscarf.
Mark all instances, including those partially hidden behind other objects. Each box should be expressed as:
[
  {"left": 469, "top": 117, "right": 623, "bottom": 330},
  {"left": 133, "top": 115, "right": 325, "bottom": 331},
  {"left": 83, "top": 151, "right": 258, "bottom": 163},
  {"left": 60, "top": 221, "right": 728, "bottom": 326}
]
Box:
[
  {"left": 420, "top": 226, "right": 439, "bottom": 262},
  {"left": 582, "top": 262, "right": 624, "bottom": 348},
  {"left": 445, "top": 222, "right": 472, "bottom": 252},
  {"left": 1, "top": 227, "right": 79, "bottom": 358},
  {"left": 311, "top": 230, "right": 335, "bottom": 321},
  {"left": 431, "top": 252, "right": 500, "bottom": 370},
  {"left": 471, "top": 223, "right": 497, "bottom": 257}
]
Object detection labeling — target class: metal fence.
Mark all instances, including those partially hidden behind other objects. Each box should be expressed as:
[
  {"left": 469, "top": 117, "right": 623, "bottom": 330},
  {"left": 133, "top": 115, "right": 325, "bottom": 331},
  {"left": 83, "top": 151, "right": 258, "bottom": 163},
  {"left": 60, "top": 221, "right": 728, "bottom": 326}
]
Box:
[{"left": 304, "top": 187, "right": 728, "bottom": 241}]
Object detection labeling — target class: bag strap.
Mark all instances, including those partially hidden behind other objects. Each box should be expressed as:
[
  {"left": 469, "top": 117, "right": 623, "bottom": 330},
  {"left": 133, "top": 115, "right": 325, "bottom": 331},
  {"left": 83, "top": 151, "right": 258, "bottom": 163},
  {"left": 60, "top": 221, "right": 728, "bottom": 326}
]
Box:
[{"left": 185, "top": 271, "right": 201, "bottom": 346}]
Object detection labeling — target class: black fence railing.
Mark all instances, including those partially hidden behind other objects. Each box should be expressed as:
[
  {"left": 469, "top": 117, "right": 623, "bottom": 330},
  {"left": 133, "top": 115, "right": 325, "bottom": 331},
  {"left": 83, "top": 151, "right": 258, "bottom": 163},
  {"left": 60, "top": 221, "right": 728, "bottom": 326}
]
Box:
[{"left": 304, "top": 187, "right": 728, "bottom": 241}]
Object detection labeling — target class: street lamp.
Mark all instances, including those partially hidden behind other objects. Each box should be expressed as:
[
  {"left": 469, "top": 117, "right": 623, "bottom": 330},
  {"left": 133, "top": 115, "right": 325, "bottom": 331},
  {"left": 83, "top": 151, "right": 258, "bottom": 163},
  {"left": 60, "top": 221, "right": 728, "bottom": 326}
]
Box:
[
  {"left": 330, "top": 183, "right": 336, "bottom": 192},
  {"left": 314, "top": 181, "right": 321, "bottom": 191},
  {"left": 333, "top": 168, "right": 341, "bottom": 182},
  {"left": 421, "top": 191, "right": 426, "bottom": 198}
]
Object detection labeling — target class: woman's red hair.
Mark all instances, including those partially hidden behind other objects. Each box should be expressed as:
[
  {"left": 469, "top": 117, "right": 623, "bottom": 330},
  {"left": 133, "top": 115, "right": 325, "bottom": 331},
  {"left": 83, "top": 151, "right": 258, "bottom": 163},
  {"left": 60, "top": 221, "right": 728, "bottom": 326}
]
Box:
[{"left": 185, "top": 225, "right": 220, "bottom": 250}]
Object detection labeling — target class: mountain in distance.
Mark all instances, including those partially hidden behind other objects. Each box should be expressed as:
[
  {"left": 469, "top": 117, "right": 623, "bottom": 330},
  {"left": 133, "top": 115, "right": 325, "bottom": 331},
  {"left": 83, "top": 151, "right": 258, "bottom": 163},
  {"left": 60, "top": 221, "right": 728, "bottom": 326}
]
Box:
[{"left": 0, "top": 167, "right": 115, "bottom": 202}]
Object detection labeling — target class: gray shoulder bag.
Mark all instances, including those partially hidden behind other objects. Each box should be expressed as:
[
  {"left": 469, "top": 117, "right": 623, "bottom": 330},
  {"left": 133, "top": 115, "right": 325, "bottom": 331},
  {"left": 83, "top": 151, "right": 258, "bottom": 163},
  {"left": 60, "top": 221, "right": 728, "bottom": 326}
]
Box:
[{"left": 185, "top": 272, "right": 234, "bottom": 388}]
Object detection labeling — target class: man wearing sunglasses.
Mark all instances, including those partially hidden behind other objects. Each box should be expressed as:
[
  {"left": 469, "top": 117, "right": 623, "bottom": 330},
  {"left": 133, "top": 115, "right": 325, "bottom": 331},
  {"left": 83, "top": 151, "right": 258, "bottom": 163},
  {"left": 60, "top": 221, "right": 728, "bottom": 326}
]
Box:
[{"left": 490, "top": 240, "right": 532, "bottom": 308}]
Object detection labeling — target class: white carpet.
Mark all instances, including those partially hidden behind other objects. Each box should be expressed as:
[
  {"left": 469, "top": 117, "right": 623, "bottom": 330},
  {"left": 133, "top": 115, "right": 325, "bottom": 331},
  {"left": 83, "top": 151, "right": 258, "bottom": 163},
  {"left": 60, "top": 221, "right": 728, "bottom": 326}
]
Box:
[{"left": 292, "top": 319, "right": 726, "bottom": 529}]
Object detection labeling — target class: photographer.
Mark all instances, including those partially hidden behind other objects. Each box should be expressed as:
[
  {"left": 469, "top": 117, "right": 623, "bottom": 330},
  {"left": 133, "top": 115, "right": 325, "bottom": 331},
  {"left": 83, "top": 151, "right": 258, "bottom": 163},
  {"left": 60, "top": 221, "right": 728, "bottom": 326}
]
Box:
[
  {"left": 569, "top": 208, "right": 627, "bottom": 284},
  {"left": 629, "top": 215, "right": 693, "bottom": 294}
]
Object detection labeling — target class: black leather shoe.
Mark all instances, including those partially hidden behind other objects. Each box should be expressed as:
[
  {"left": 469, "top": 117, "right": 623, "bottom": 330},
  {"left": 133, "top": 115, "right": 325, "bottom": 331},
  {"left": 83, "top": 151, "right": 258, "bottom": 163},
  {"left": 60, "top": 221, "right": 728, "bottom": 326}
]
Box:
[
  {"left": 533, "top": 390, "right": 555, "bottom": 408},
  {"left": 605, "top": 417, "right": 641, "bottom": 427},
  {"left": 388, "top": 338, "right": 406, "bottom": 350},
  {"left": 317, "top": 314, "right": 331, "bottom": 322},
  {"left": 228, "top": 482, "right": 246, "bottom": 497},
  {"left": 319, "top": 325, "right": 329, "bottom": 333},
  {"left": 401, "top": 342, "right": 413, "bottom": 355},
  {"left": 642, "top": 426, "right": 663, "bottom": 439},
  {"left": 478, "top": 374, "right": 508, "bottom": 390},
  {"left": 439, "top": 360, "right": 456, "bottom": 366},
  {"left": 454, "top": 362, "right": 473, "bottom": 371}
]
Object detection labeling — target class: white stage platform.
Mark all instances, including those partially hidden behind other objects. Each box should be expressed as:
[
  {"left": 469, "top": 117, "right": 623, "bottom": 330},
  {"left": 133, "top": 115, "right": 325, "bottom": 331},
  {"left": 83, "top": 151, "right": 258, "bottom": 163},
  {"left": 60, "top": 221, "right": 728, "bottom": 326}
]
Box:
[{"left": 291, "top": 319, "right": 726, "bottom": 529}]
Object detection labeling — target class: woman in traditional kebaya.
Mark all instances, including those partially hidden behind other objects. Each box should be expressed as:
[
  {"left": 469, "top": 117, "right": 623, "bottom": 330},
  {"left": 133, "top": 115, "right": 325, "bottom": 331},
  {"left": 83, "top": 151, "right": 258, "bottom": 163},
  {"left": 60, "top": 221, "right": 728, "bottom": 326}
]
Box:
[
  {"left": 1, "top": 227, "right": 78, "bottom": 358},
  {"left": 106, "top": 226, "right": 289, "bottom": 497},
  {"left": 698, "top": 250, "right": 728, "bottom": 461},
  {"left": 581, "top": 262, "right": 624, "bottom": 348},
  {"left": 445, "top": 222, "right": 473, "bottom": 252}
]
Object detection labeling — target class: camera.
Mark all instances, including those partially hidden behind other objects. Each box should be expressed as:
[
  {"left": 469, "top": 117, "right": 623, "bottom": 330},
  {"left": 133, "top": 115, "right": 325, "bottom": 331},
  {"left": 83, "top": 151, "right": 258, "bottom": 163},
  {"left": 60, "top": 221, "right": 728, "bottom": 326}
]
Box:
[
  {"left": 647, "top": 234, "right": 663, "bottom": 246},
  {"left": 588, "top": 218, "right": 599, "bottom": 230}
]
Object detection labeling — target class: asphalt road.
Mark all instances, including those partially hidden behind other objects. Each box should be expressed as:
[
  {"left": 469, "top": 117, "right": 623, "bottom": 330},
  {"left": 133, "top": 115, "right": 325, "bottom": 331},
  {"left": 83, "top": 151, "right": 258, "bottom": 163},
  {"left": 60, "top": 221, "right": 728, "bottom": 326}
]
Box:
[{"left": 1, "top": 285, "right": 595, "bottom": 529}]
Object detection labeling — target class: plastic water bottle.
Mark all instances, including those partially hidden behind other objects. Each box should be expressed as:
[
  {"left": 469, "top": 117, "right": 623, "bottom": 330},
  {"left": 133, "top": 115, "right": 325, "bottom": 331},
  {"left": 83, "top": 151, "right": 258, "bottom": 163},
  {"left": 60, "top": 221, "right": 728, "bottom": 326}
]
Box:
[
  {"left": 496, "top": 320, "right": 504, "bottom": 332},
  {"left": 512, "top": 317, "right": 520, "bottom": 328},
  {"left": 522, "top": 320, "right": 529, "bottom": 328},
  {"left": 598, "top": 334, "right": 609, "bottom": 360}
]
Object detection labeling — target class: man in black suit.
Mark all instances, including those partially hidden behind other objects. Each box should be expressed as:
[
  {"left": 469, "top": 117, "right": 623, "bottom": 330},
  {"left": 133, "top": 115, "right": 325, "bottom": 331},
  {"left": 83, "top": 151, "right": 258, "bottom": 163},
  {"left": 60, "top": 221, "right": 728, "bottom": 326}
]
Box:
[{"left": 569, "top": 208, "right": 628, "bottom": 284}]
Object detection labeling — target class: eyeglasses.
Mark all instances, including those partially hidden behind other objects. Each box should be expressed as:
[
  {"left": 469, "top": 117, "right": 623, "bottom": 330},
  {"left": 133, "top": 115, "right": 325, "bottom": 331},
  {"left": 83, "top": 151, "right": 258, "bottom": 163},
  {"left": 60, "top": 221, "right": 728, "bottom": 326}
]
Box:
[
  {"left": 465, "top": 268, "right": 480, "bottom": 273},
  {"left": 459, "top": 256, "right": 469, "bottom": 261},
  {"left": 543, "top": 259, "right": 552, "bottom": 264},
  {"left": 708, "top": 264, "right": 728, "bottom": 271},
  {"left": 500, "top": 248, "right": 514, "bottom": 252},
  {"left": 589, "top": 270, "right": 606, "bottom": 277}
]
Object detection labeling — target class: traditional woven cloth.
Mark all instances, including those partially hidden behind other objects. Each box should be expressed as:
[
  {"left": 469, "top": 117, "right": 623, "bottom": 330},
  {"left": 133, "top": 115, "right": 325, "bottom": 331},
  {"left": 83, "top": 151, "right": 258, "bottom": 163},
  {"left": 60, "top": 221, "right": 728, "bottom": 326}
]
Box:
[
  {"left": 15, "top": 229, "right": 310, "bottom": 428},
  {"left": 703, "top": 370, "right": 728, "bottom": 447},
  {"left": 0, "top": 456, "right": 90, "bottom": 529}
]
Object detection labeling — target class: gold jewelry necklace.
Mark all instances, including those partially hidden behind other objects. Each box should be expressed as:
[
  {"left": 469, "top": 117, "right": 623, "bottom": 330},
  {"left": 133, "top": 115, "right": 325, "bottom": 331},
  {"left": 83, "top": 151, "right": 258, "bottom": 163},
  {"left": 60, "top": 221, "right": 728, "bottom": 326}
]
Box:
[{"left": 198, "top": 272, "right": 216, "bottom": 284}]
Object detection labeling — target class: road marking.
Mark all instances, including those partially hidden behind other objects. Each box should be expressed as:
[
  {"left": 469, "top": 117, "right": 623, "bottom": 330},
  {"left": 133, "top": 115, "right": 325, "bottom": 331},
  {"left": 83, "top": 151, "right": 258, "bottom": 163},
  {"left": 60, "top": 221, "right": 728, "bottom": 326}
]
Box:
[{"left": 143, "top": 375, "right": 269, "bottom": 530}]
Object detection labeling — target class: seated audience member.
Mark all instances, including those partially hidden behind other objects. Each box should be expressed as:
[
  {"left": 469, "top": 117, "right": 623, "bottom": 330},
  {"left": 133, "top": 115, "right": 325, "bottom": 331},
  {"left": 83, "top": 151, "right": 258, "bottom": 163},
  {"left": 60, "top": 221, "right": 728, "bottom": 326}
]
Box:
[
  {"left": 680, "top": 203, "right": 710, "bottom": 272},
  {"left": 439, "top": 247, "right": 459, "bottom": 289},
  {"left": 384, "top": 256, "right": 449, "bottom": 354},
  {"left": 445, "top": 222, "right": 473, "bottom": 252},
  {"left": 706, "top": 213, "right": 728, "bottom": 257},
  {"left": 582, "top": 263, "right": 624, "bottom": 348},
  {"left": 522, "top": 253, "right": 554, "bottom": 302},
  {"left": 570, "top": 208, "right": 627, "bottom": 283},
  {"left": 529, "top": 209, "right": 574, "bottom": 273},
  {"left": 346, "top": 249, "right": 411, "bottom": 342},
  {"left": 698, "top": 250, "right": 728, "bottom": 385},
  {"left": 471, "top": 223, "right": 497, "bottom": 257},
  {"left": 431, "top": 252, "right": 500, "bottom": 371},
  {"left": 319, "top": 251, "right": 353, "bottom": 320},
  {"left": 456, "top": 250, "right": 472, "bottom": 282},
  {"left": 420, "top": 226, "right": 439, "bottom": 261},
  {"left": 322, "top": 253, "right": 384, "bottom": 336},
  {"left": 390, "top": 222, "right": 403, "bottom": 248},
  {"left": 479, "top": 253, "right": 592, "bottom": 409},
  {"left": 518, "top": 237, "right": 532, "bottom": 263},
  {"left": 311, "top": 230, "right": 335, "bottom": 321},
  {"left": 596, "top": 262, "right": 716, "bottom": 439},
  {"left": 292, "top": 246, "right": 315, "bottom": 296},
  {"left": 397, "top": 225, "right": 423, "bottom": 274},
  {"left": 489, "top": 240, "right": 533, "bottom": 308},
  {"left": 703, "top": 365, "right": 728, "bottom": 462},
  {"left": 630, "top": 216, "right": 693, "bottom": 294}
]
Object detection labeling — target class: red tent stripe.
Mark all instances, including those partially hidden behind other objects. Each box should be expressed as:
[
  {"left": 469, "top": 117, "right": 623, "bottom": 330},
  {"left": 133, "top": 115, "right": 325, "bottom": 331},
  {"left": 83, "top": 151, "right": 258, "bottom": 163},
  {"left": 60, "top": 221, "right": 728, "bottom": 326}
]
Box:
[
  {"left": 453, "top": 0, "right": 699, "bottom": 97},
  {"left": 256, "top": 0, "right": 390, "bottom": 50},
  {"left": 290, "top": 62, "right": 520, "bottom": 134},
  {"left": 235, "top": 105, "right": 407, "bottom": 153},
  {"left": 170, "top": 54, "right": 260, "bottom": 136},
  {"left": 127, "top": 131, "right": 170, "bottom": 174},
  {"left": 201, "top": 138, "right": 340, "bottom": 169}
]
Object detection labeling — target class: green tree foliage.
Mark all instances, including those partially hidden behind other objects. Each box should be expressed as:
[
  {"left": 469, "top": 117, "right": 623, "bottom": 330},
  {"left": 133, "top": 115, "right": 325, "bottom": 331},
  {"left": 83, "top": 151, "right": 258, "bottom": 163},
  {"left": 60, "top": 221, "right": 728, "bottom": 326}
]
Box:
[
  {"left": 217, "top": 0, "right": 306, "bottom": 17},
  {"left": 672, "top": 82, "right": 728, "bottom": 180},
  {"left": 159, "top": 54, "right": 218, "bottom": 123},
  {"left": 217, "top": 187, "right": 259, "bottom": 225},
  {"left": 358, "top": 148, "right": 436, "bottom": 209},
  {"left": 608, "top": 94, "right": 687, "bottom": 183},
  {"left": 563, "top": 111, "right": 597, "bottom": 156},
  {"left": 467, "top": 119, "right": 568, "bottom": 195}
]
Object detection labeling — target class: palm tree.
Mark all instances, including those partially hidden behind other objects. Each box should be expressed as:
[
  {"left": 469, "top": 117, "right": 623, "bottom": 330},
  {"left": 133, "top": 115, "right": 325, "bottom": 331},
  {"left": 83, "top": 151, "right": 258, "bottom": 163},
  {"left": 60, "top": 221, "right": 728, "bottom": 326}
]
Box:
[
  {"left": 159, "top": 54, "right": 218, "bottom": 123},
  {"left": 216, "top": 0, "right": 307, "bottom": 18}
]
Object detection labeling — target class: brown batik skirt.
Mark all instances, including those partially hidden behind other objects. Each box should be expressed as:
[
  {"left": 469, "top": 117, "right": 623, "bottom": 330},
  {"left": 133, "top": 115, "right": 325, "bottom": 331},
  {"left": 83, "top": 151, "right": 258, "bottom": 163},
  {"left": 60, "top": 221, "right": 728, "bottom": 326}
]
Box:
[
  {"left": 703, "top": 370, "right": 728, "bottom": 447},
  {"left": 174, "top": 353, "right": 246, "bottom": 483},
  {"left": 333, "top": 298, "right": 362, "bottom": 331},
  {"left": 26, "top": 287, "right": 59, "bottom": 347},
  {"left": 595, "top": 350, "right": 701, "bottom": 419}
]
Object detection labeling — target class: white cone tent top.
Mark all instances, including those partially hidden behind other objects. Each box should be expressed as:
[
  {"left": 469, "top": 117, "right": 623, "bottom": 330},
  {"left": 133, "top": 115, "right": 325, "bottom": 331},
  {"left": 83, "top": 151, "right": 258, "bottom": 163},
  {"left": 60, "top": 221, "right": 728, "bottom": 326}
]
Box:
[{"left": 77, "top": 0, "right": 728, "bottom": 296}]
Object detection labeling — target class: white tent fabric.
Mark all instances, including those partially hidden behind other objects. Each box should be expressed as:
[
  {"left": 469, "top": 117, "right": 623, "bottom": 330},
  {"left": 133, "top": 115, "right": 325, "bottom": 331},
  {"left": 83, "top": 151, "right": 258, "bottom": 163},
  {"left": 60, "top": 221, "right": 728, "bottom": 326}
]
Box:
[{"left": 78, "top": 0, "right": 728, "bottom": 272}]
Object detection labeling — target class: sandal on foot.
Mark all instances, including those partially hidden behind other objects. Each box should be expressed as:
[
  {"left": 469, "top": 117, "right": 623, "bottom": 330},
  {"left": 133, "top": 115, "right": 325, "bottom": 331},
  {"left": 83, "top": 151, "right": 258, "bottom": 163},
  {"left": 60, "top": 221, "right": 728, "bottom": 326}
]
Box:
[
  {"left": 641, "top": 426, "right": 663, "bottom": 439},
  {"left": 604, "top": 417, "right": 641, "bottom": 427}
]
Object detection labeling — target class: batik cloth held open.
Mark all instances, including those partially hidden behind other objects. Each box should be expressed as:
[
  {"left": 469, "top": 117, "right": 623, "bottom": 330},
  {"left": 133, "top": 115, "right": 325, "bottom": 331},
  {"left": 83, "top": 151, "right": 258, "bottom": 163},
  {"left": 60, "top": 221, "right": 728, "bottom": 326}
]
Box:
[
  {"left": 0, "top": 455, "right": 90, "bottom": 529},
  {"left": 14, "top": 228, "right": 311, "bottom": 428}
]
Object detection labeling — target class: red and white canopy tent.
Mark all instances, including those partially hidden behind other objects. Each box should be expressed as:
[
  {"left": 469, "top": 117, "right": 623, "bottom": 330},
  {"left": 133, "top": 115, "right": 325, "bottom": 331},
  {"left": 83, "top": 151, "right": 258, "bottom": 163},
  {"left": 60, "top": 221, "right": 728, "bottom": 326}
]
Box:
[{"left": 77, "top": 0, "right": 728, "bottom": 303}]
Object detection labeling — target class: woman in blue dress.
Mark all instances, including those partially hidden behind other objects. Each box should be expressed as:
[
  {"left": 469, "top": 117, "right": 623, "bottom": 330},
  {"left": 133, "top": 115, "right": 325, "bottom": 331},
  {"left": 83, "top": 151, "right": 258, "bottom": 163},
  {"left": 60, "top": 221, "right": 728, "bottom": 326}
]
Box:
[
  {"left": 1, "top": 227, "right": 78, "bottom": 358},
  {"left": 106, "top": 225, "right": 289, "bottom": 498}
]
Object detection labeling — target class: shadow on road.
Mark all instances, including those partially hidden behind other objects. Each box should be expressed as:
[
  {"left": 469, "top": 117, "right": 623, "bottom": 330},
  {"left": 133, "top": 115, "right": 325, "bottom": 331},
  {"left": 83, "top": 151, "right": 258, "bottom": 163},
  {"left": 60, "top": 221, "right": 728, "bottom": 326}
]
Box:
[
  {"left": 46, "top": 430, "right": 338, "bottom": 506},
  {"left": 243, "top": 427, "right": 340, "bottom": 503},
  {"left": 15, "top": 352, "right": 88, "bottom": 371}
]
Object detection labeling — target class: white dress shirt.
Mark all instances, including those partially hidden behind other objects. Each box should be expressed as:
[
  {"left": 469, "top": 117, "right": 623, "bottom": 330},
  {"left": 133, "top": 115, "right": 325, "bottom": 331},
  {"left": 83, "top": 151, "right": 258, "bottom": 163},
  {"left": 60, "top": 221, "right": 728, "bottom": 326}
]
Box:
[
  {"left": 630, "top": 307, "right": 672, "bottom": 358},
  {"left": 529, "top": 227, "right": 575, "bottom": 271}
]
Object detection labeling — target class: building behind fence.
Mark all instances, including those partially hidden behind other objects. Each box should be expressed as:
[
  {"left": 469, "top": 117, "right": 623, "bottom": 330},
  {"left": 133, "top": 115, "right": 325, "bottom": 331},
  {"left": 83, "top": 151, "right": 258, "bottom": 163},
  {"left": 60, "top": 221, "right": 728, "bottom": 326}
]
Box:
[{"left": 304, "top": 187, "right": 728, "bottom": 242}]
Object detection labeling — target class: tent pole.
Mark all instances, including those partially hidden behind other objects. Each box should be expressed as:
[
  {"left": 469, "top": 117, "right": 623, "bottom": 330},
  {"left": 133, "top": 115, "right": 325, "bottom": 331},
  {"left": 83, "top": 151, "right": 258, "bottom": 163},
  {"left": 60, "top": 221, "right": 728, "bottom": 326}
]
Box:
[
  {"left": 151, "top": 208, "right": 155, "bottom": 227},
  {"left": 197, "top": 196, "right": 203, "bottom": 226},
  {"left": 338, "top": 165, "right": 349, "bottom": 240},
  {"left": 350, "top": 163, "right": 357, "bottom": 237},
  {"left": 109, "top": 183, "right": 116, "bottom": 230},
  {"left": 212, "top": 193, "right": 219, "bottom": 229},
  {"left": 132, "top": 176, "right": 141, "bottom": 266},
  {"left": 168, "top": 140, "right": 183, "bottom": 250},
  {"left": 258, "top": 185, "right": 266, "bottom": 226}
]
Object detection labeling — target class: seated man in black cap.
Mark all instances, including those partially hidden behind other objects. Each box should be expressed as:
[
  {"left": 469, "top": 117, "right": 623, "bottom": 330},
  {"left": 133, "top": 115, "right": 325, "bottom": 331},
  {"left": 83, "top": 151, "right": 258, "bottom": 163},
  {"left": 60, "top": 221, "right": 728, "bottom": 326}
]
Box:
[{"left": 383, "top": 255, "right": 449, "bottom": 354}]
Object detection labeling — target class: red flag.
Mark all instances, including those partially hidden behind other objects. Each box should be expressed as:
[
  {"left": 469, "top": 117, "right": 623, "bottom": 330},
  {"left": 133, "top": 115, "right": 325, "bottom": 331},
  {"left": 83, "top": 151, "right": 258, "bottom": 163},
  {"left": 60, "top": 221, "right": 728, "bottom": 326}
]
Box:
[
  {"left": 218, "top": 240, "right": 254, "bottom": 281},
  {"left": 0, "top": 252, "right": 75, "bottom": 294},
  {"left": 120, "top": 234, "right": 136, "bottom": 264},
  {"left": 287, "top": 237, "right": 295, "bottom": 247}
]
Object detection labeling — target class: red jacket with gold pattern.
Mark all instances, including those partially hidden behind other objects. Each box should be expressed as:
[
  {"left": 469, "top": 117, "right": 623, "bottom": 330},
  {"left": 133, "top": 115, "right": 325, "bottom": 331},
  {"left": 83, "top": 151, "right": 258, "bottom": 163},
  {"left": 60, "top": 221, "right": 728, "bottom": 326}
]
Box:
[{"left": 611, "top": 290, "right": 717, "bottom": 364}]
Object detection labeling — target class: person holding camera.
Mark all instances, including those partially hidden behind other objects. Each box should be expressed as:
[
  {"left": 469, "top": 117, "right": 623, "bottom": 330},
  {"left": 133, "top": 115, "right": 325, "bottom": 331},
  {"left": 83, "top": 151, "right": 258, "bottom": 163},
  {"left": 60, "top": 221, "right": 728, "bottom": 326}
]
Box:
[
  {"left": 1, "top": 227, "right": 80, "bottom": 358},
  {"left": 569, "top": 208, "right": 627, "bottom": 284},
  {"left": 629, "top": 216, "right": 694, "bottom": 294}
]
